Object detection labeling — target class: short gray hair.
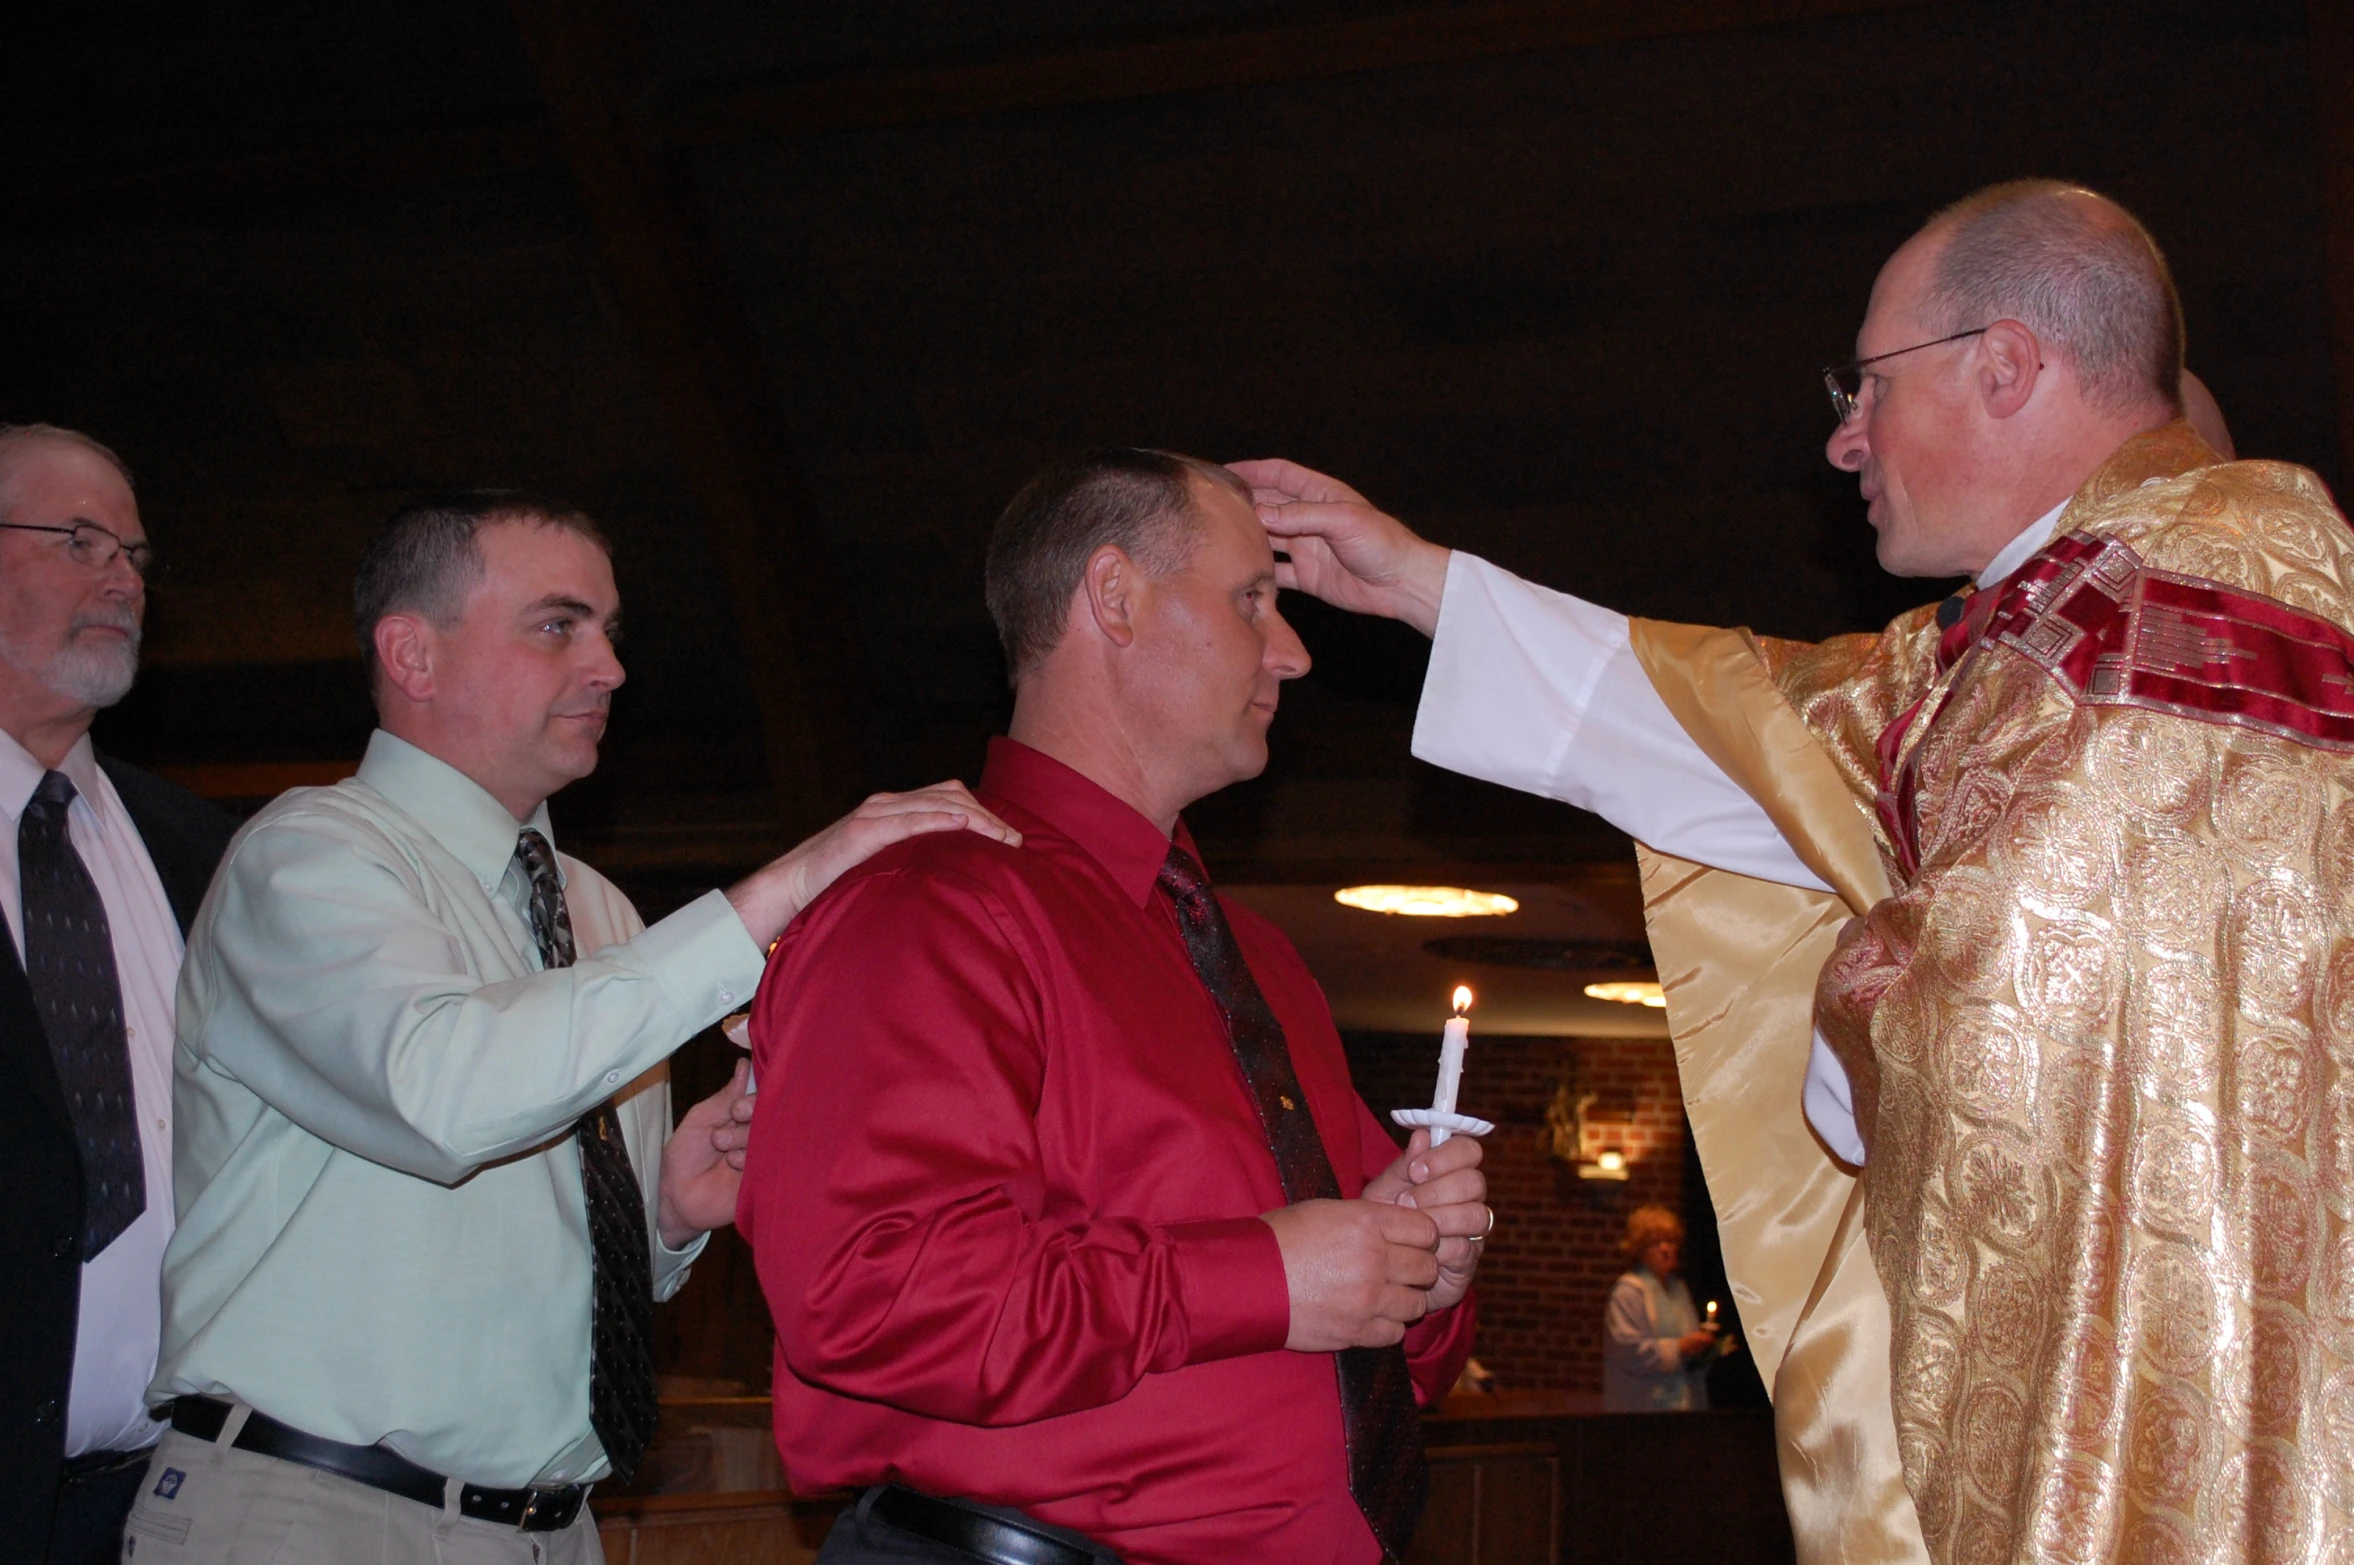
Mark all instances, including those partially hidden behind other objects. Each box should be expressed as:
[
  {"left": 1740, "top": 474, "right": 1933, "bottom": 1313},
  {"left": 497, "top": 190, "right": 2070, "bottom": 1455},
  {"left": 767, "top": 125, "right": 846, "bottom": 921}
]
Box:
[
  {"left": 353, "top": 490, "right": 608, "bottom": 688},
  {"left": 0, "top": 424, "right": 136, "bottom": 517},
  {"left": 984, "top": 448, "right": 1250, "bottom": 682},
  {"left": 1921, "top": 180, "right": 2183, "bottom": 416}
]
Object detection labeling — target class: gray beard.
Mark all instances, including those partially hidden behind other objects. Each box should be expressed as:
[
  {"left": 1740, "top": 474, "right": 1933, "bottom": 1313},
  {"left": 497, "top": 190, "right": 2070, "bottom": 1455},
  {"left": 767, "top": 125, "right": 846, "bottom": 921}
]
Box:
[{"left": 0, "top": 618, "right": 140, "bottom": 710}]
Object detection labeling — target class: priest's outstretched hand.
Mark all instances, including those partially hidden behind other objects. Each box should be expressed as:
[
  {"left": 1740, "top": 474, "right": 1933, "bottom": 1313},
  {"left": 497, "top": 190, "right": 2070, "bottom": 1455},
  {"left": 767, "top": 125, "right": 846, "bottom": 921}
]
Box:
[{"left": 1228, "top": 458, "right": 1452, "bottom": 636}]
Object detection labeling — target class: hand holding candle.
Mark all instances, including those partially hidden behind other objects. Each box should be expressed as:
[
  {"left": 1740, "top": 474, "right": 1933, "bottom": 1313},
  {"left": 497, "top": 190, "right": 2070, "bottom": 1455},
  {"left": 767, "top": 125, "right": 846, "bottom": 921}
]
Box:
[
  {"left": 1393, "top": 985, "right": 1495, "bottom": 1146},
  {"left": 1702, "top": 1299, "right": 1731, "bottom": 1362}
]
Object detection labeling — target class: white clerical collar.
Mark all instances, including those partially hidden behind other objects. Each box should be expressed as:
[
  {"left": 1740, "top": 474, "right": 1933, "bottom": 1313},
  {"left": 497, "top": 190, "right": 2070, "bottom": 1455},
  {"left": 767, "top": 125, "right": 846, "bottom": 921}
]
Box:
[{"left": 1976, "top": 497, "right": 2071, "bottom": 588}]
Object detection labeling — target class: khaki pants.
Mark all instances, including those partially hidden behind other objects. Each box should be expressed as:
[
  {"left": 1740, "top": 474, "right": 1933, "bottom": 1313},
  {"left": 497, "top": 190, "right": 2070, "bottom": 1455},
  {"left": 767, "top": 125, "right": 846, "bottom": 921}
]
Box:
[{"left": 120, "top": 1417, "right": 604, "bottom": 1565}]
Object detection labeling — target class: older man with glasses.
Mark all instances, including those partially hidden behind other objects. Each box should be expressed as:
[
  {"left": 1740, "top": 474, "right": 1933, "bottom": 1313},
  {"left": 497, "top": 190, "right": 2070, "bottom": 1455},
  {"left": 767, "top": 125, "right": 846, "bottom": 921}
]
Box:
[
  {"left": 0, "top": 425, "right": 238, "bottom": 1565},
  {"left": 1239, "top": 179, "right": 2354, "bottom": 1564}
]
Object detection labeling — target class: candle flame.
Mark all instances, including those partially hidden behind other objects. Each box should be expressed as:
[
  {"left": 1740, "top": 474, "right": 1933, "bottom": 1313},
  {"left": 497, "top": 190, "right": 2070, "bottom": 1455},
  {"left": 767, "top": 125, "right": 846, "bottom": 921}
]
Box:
[{"left": 1451, "top": 985, "right": 1473, "bottom": 1015}]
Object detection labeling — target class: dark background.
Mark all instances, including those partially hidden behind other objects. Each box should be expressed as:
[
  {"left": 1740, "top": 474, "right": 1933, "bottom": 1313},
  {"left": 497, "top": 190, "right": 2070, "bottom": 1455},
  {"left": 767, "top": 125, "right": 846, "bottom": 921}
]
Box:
[{"left": 10, "top": 0, "right": 2350, "bottom": 899}]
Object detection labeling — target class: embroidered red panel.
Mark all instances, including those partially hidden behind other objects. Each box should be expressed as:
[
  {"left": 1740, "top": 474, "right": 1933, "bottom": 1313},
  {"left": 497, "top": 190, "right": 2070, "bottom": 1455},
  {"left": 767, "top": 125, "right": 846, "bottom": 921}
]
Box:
[
  {"left": 1986, "top": 530, "right": 2354, "bottom": 750},
  {"left": 1873, "top": 528, "right": 2354, "bottom": 880}
]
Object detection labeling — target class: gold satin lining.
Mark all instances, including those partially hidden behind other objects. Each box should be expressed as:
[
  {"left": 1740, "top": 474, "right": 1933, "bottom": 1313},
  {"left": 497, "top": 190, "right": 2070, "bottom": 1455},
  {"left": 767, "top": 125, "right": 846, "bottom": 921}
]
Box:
[
  {"left": 1628, "top": 618, "right": 1927, "bottom": 1565},
  {"left": 1629, "top": 621, "right": 1894, "bottom": 911}
]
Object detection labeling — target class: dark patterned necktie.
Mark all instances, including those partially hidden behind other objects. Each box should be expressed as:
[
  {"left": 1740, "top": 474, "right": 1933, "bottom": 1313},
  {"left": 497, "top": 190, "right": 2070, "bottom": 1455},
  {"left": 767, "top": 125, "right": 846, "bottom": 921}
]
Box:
[
  {"left": 1155, "top": 843, "right": 1426, "bottom": 1559},
  {"left": 21, "top": 770, "right": 145, "bottom": 1258},
  {"left": 514, "top": 827, "right": 658, "bottom": 1481}
]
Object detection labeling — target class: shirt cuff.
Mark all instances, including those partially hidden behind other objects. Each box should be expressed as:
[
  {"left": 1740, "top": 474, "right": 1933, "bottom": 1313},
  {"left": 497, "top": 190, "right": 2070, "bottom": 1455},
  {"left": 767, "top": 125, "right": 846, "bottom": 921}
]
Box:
[
  {"left": 637, "top": 889, "right": 767, "bottom": 1029},
  {"left": 652, "top": 1226, "right": 711, "bottom": 1302},
  {"left": 1165, "top": 1216, "right": 1291, "bottom": 1365}
]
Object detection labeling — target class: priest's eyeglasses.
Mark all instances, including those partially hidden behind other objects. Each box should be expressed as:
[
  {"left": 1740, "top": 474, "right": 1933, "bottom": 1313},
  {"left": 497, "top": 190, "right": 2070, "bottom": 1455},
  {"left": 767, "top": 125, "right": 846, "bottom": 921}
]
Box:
[
  {"left": 1822, "top": 327, "right": 1988, "bottom": 425},
  {"left": 0, "top": 520, "right": 160, "bottom": 577}
]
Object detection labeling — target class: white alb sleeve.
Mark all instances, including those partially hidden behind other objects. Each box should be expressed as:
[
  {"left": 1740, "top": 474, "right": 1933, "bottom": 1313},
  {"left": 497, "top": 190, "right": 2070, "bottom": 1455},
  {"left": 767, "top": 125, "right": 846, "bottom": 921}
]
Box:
[
  {"left": 1412, "top": 552, "right": 1831, "bottom": 891},
  {"left": 1803, "top": 1030, "right": 1868, "bottom": 1166},
  {"left": 1409, "top": 552, "right": 1866, "bottom": 1162}
]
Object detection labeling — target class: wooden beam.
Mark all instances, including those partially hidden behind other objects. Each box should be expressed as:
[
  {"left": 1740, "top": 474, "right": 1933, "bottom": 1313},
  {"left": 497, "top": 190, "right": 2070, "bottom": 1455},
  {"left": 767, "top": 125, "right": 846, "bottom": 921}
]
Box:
[
  {"left": 155, "top": 759, "right": 361, "bottom": 800},
  {"left": 508, "top": 0, "right": 866, "bottom": 835},
  {"left": 19, "top": 0, "right": 1945, "bottom": 223},
  {"left": 2311, "top": 0, "right": 2354, "bottom": 487},
  {"left": 661, "top": 0, "right": 1939, "bottom": 146},
  {"left": 12, "top": 118, "right": 561, "bottom": 230}
]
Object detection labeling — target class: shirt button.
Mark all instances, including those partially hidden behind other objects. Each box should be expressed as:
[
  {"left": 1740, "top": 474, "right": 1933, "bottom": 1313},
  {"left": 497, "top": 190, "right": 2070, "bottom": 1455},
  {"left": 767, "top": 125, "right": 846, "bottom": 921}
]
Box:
[
  {"left": 718, "top": 987, "right": 736, "bottom": 1005},
  {"left": 51, "top": 1234, "right": 77, "bottom": 1260},
  {"left": 604, "top": 1071, "right": 621, "bottom": 1087},
  {"left": 31, "top": 1399, "right": 58, "bottom": 1426}
]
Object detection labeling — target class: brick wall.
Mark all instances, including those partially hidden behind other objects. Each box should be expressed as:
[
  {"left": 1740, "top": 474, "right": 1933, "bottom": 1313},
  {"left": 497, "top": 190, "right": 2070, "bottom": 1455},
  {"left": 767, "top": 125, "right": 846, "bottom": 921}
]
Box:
[{"left": 1342, "top": 1029, "right": 1706, "bottom": 1395}]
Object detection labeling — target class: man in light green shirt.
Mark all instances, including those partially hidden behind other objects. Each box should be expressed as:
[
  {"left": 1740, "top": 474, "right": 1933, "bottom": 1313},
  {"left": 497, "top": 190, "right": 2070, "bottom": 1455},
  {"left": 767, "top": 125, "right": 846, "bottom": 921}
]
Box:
[{"left": 126, "top": 491, "right": 1016, "bottom": 1564}]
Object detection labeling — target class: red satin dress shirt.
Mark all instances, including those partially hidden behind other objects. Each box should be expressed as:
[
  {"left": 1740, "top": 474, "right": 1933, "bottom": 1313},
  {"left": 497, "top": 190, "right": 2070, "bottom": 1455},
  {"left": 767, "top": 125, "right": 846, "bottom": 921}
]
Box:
[{"left": 742, "top": 738, "right": 1474, "bottom": 1565}]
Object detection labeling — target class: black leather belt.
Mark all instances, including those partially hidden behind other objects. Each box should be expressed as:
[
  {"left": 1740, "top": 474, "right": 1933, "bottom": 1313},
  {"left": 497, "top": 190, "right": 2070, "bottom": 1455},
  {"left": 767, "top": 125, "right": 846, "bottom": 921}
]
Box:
[
  {"left": 170, "top": 1396, "right": 589, "bottom": 1532},
  {"left": 60, "top": 1446, "right": 153, "bottom": 1483},
  {"left": 865, "top": 1484, "right": 1121, "bottom": 1565}
]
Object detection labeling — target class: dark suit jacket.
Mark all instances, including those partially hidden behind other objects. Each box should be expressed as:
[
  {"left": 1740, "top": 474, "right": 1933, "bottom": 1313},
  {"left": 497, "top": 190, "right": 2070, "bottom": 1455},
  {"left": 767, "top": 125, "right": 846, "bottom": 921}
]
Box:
[{"left": 0, "top": 755, "right": 234, "bottom": 1551}]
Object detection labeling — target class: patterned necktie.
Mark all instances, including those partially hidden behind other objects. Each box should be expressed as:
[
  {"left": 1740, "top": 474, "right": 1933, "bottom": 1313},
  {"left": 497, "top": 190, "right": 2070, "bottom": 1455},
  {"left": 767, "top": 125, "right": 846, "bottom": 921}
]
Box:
[
  {"left": 1155, "top": 843, "right": 1426, "bottom": 1559},
  {"left": 514, "top": 827, "right": 658, "bottom": 1482},
  {"left": 21, "top": 770, "right": 145, "bottom": 1258}
]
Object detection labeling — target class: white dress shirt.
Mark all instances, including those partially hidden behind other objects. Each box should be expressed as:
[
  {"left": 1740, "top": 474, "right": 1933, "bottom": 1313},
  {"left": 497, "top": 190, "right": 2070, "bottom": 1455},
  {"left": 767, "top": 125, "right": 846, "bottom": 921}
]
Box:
[
  {"left": 1411, "top": 503, "right": 2068, "bottom": 1164},
  {"left": 0, "top": 730, "right": 184, "bottom": 1457}
]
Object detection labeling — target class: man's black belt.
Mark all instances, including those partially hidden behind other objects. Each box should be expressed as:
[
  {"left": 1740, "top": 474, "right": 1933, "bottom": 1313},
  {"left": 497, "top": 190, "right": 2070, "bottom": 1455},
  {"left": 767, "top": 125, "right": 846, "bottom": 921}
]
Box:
[
  {"left": 59, "top": 1446, "right": 153, "bottom": 1483},
  {"left": 169, "top": 1395, "right": 589, "bottom": 1532},
  {"left": 865, "top": 1484, "right": 1123, "bottom": 1565}
]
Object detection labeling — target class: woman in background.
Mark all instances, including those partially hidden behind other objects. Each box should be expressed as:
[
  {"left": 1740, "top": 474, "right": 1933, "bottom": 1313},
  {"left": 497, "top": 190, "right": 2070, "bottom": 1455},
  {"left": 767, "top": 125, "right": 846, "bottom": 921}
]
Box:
[{"left": 1601, "top": 1204, "right": 1717, "bottom": 1412}]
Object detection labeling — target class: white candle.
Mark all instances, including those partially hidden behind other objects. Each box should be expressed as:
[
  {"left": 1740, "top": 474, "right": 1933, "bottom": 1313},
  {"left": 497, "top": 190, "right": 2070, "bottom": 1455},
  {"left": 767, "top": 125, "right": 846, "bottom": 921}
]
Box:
[{"left": 1430, "top": 987, "right": 1473, "bottom": 1143}]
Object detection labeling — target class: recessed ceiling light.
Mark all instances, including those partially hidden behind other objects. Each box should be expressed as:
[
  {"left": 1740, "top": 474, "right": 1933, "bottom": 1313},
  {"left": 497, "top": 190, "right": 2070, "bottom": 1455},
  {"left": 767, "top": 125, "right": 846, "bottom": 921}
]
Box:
[
  {"left": 1584, "top": 981, "right": 1667, "bottom": 1008},
  {"left": 1333, "top": 885, "right": 1520, "bottom": 918}
]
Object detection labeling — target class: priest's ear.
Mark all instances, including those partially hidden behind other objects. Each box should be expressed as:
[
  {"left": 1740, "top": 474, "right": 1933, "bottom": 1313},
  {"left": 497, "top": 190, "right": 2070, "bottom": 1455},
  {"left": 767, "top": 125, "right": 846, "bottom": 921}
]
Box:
[
  {"left": 1977, "top": 318, "right": 2044, "bottom": 420},
  {"left": 1079, "top": 543, "right": 1141, "bottom": 650}
]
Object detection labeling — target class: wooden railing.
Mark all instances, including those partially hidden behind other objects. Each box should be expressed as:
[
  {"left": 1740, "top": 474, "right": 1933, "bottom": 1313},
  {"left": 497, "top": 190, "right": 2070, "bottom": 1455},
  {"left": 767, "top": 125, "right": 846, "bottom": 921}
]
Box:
[
  {"left": 593, "top": 1393, "right": 1795, "bottom": 1565},
  {"left": 1412, "top": 1394, "right": 1792, "bottom": 1565}
]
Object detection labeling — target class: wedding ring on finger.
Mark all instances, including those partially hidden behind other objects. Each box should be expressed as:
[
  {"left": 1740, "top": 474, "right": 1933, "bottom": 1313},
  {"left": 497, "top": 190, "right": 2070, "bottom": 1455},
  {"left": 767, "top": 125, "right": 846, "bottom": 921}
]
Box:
[{"left": 1467, "top": 1204, "right": 1496, "bottom": 1243}]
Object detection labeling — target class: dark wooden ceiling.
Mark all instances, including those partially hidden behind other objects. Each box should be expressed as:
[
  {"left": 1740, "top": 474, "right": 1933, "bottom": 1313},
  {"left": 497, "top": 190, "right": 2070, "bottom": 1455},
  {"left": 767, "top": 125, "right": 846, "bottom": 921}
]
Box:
[{"left": 7, "top": 0, "right": 2349, "bottom": 916}]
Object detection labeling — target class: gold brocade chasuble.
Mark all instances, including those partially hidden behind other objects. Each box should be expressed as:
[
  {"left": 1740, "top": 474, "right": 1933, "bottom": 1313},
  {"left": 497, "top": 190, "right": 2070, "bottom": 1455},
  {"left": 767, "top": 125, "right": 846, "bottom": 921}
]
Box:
[{"left": 1632, "top": 423, "right": 2354, "bottom": 1564}]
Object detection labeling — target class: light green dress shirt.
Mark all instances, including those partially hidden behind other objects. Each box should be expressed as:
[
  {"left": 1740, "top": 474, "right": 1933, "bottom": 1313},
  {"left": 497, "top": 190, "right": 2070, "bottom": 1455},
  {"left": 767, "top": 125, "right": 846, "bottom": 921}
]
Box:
[{"left": 152, "top": 730, "right": 765, "bottom": 1487}]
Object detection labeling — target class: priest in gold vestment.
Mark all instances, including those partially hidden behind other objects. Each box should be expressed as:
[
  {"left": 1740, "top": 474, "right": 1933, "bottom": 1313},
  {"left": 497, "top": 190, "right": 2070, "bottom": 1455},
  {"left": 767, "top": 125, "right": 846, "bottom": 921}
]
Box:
[{"left": 1238, "top": 181, "right": 2354, "bottom": 1563}]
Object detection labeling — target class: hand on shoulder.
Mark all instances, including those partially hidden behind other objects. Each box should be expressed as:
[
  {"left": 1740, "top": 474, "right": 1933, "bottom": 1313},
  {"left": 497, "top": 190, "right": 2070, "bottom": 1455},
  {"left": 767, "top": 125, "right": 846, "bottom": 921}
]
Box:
[{"left": 727, "top": 782, "right": 1023, "bottom": 948}]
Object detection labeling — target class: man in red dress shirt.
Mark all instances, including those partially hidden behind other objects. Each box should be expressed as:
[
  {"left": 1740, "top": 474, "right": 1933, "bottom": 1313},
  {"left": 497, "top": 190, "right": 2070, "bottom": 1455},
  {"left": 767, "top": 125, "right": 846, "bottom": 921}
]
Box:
[{"left": 742, "top": 449, "right": 1488, "bottom": 1565}]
